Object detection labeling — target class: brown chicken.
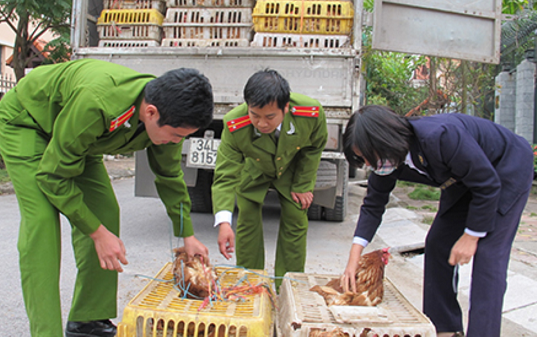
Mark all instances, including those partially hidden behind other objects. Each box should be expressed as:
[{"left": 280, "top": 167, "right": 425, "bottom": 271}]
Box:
[
  {"left": 309, "top": 328, "right": 347, "bottom": 337},
  {"left": 172, "top": 247, "right": 217, "bottom": 299},
  {"left": 310, "top": 248, "right": 390, "bottom": 306}
]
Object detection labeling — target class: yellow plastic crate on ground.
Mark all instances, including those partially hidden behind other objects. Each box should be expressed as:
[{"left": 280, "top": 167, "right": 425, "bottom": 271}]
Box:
[
  {"left": 252, "top": 0, "right": 354, "bottom": 35},
  {"left": 277, "top": 272, "right": 436, "bottom": 337},
  {"left": 117, "top": 263, "right": 275, "bottom": 337}
]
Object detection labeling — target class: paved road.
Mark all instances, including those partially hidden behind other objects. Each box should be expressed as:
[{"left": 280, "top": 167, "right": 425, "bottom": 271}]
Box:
[
  {"left": 0, "top": 177, "right": 358, "bottom": 336},
  {"left": 2, "top": 176, "right": 536, "bottom": 336}
]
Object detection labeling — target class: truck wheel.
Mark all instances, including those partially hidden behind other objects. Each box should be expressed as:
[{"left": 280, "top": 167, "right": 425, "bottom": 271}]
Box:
[
  {"left": 324, "top": 163, "right": 349, "bottom": 222},
  {"left": 324, "top": 194, "right": 347, "bottom": 221},
  {"left": 307, "top": 203, "right": 323, "bottom": 221},
  {"left": 188, "top": 169, "right": 213, "bottom": 213}
]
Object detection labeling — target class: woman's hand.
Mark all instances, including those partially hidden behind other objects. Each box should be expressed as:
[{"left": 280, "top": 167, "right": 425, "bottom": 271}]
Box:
[
  {"left": 449, "top": 232, "right": 479, "bottom": 266},
  {"left": 341, "top": 244, "right": 365, "bottom": 293},
  {"left": 90, "top": 225, "right": 128, "bottom": 272}
]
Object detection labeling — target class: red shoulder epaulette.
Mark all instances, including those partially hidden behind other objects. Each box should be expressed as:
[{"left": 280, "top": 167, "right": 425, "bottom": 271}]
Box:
[
  {"left": 227, "top": 115, "right": 252, "bottom": 132},
  {"left": 291, "top": 106, "right": 319, "bottom": 117},
  {"left": 110, "top": 105, "right": 135, "bottom": 131}
]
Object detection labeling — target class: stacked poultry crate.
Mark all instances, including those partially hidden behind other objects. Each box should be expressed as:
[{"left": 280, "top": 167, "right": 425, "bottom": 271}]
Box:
[
  {"left": 97, "top": 0, "right": 166, "bottom": 47},
  {"left": 251, "top": 0, "right": 354, "bottom": 48},
  {"left": 162, "top": 0, "right": 255, "bottom": 47}
]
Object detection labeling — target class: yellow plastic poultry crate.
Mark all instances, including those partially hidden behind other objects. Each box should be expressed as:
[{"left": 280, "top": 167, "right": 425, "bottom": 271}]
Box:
[
  {"left": 277, "top": 272, "right": 436, "bottom": 337},
  {"left": 117, "top": 263, "right": 275, "bottom": 337},
  {"left": 104, "top": 0, "right": 166, "bottom": 13},
  {"left": 252, "top": 0, "right": 354, "bottom": 35},
  {"left": 97, "top": 9, "right": 164, "bottom": 41},
  {"left": 98, "top": 8, "right": 164, "bottom": 25}
]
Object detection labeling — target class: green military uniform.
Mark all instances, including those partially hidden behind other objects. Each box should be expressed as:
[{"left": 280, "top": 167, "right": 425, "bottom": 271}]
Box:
[
  {"left": 212, "top": 93, "right": 328, "bottom": 288},
  {"left": 0, "top": 59, "right": 193, "bottom": 337}
]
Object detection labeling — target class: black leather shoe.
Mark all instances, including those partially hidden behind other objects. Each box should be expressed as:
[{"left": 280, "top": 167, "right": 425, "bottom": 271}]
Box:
[{"left": 65, "top": 319, "right": 117, "bottom": 337}]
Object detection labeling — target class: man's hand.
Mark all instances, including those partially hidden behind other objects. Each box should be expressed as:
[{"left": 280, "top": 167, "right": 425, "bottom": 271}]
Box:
[
  {"left": 449, "top": 232, "right": 479, "bottom": 266},
  {"left": 291, "top": 191, "right": 313, "bottom": 209},
  {"left": 90, "top": 225, "right": 128, "bottom": 272},
  {"left": 341, "top": 244, "right": 364, "bottom": 293},
  {"left": 217, "top": 222, "right": 235, "bottom": 259},
  {"left": 183, "top": 235, "right": 209, "bottom": 263}
]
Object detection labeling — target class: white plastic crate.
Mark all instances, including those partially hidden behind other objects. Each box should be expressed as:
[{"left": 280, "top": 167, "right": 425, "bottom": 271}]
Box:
[
  {"left": 99, "top": 39, "right": 161, "bottom": 47},
  {"left": 104, "top": 0, "right": 166, "bottom": 12},
  {"left": 278, "top": 272, "right": 436, "bottom": 337},
  {"left": 163, "top": 8, "right": 253, "bottom": 40},
  {"left": 97, "top": 23, "right": 162, "bottom": 41},
  {"left": 166, "top": 0, "right": 255, "bottom": 7},
  {"left": 162, "top": 38, "right": 249, "bottom": 47},
  {"left": 251, "top": 32, "right": 349, "bottom": 48},
  {"left": 165, "top": 7, "right": 252, "bottom": 24}
]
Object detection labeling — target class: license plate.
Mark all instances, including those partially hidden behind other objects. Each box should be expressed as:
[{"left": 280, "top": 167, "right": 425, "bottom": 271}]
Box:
[{"left": 187, "top": 138, "right": 221, "bottom": 168}]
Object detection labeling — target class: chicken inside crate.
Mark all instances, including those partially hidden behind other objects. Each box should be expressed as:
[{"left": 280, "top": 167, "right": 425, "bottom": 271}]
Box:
[
  {"left": 277, "top": 249, "right": 436, "bottom": 337},
  {"left": 116, "top": 249, "right": 276, "bottom": 337}
]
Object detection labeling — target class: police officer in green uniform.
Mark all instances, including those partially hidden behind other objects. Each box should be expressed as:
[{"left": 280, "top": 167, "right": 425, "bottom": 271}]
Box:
[
  {"left": 212, "top": 69, "right": 328, "bottom": 289},
  {"left": 0, "top": 59, "right": 214, "bottom": 337}
]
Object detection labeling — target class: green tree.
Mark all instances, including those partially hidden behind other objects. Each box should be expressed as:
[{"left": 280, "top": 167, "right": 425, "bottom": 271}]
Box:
[
  {"left": 363, "top": 49, "right": 428, "bottom": 115},
  {"left": 0, "top": 0, "right": 71, "bottom": 81},
  {"left": 361, "top": 0, "right": 535, "bottom": 116}
]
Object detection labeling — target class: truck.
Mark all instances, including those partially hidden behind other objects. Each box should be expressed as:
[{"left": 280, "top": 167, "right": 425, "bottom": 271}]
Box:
[{"left": 71, "top": 0, "right": 502, "bottom": 222}]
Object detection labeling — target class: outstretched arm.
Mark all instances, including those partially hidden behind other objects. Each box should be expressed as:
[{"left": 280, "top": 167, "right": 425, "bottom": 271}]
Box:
[{"left": 341, "top": 243, "right": 365, "bottom": 293}]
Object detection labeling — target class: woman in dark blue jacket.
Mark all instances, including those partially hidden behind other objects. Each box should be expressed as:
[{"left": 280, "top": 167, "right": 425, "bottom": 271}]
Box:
[{"left": 341, "top": 105, "right": 533, "bottom": 337}]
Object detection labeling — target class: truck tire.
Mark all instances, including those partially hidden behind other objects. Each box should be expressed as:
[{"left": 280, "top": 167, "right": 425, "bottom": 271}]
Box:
[
  {"left": 307, "top": 203, "right": 323, "bottom": 221},
  {"left": 187, "top": 169, "right": 213, "bottom": 213},
  {"left": 324, "top": 163, "right": 349, "bottom": 222}
]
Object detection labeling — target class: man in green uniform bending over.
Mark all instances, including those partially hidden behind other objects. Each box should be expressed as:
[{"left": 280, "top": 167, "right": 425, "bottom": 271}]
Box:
[
  {"left": 0, "top": 59, "right": 213, "bottom": 337},
  {"left": 212, "top": 69, "right": 328, "bottom": 289}
]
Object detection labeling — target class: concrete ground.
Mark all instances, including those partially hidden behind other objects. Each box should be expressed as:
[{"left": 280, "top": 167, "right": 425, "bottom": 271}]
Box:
[{"left": 1, "top": 157, "right": 536, "bottom": 336}]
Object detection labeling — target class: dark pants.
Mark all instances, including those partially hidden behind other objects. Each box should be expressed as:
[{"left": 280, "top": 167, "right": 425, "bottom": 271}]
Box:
[{"left": 424, "top": 189, "right": 530, "bottom": 337}]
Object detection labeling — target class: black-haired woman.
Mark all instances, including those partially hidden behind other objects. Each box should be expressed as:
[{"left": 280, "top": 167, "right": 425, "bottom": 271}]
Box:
[{"left": 341, "top": 105, "right": 533, "bottom": 337}]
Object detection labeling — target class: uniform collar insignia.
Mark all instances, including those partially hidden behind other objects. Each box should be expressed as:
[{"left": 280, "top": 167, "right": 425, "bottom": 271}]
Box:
[
  {"left": 286, "top": 121, "right": 295, "bottom": 135},
  {"left": 110, "top": 105, "right": 135, "bottom": 132}
]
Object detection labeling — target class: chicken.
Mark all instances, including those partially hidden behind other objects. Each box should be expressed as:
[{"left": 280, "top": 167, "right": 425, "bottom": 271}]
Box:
[
  {"left": 310, "top": 248, "right": 390, "bottom": 306},
  {"left": 309, "top": 328, "right": 347, "bottom": 337},
  {"left": 172, "top": 247, "right": 217, "bottom": 299}
]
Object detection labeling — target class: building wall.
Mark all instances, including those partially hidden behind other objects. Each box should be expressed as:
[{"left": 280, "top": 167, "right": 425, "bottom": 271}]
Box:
[
  {"left": 495, "top": 58, "right": 537, "bottom": 144},
  {"left": 0, "top": 22, "right": 16, "bottom": 78},
  {"left": 0, "top": 20, "right": 56, "bottom": 79}
]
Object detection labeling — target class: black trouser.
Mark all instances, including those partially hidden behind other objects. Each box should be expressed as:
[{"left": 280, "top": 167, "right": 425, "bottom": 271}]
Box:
[{"left": 424, "top": 188, "right": 530, "bottom": 337}]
